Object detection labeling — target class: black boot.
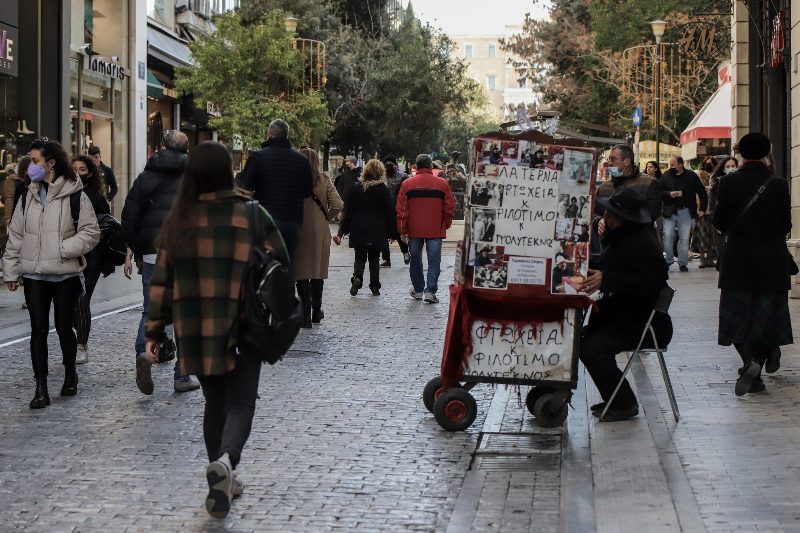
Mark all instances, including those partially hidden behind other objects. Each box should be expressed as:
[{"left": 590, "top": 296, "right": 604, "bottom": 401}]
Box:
[
  {"left": 350, "top": 275, "right": 362, "bottom": 296},
  {"left": 310, "top": 279, "right": 324, "bottom": 323},
  {"left": 61, "top": 364, "right": 78, "bottom": 396},
  {"left": 296, "top": 281, "right": 313, "bottom": 329},
  {"left": 30, "top": 351, "right": 50, "bottom": 409}
]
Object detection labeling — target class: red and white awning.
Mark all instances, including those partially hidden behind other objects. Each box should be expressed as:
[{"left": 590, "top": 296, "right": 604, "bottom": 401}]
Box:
[{"left": 680, "top": 82, "right": 731, "bottom": 145}]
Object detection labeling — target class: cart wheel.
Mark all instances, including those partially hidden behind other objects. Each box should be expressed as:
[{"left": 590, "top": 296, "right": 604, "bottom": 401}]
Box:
[
  {"left": 423, "top": 377, "right": 462, "bottom": 413},
  {"left": 533, "top": 392, "right": 569, "bottom": 428},
  {"left": 525, "top": 386, "right": 555, "bottom": 415},
  {"left": 434, "top": 388, "right": 478, "bottom": 432}
]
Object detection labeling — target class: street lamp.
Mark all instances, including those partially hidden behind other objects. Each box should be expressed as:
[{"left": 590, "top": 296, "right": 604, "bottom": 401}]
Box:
[
  {"left": 650, "top": 20, "right": 666, "bottom": 168},
  {"left": 284, "top": 16, "right": 299, "bottom": 34}
]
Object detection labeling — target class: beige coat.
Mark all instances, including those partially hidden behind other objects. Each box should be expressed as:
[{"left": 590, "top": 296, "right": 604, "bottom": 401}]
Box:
[
  {"left": 294, "top": 173, "right": 343, "bottom": 280},
  {"left": 2, "top": 176, "right": 101, "bottom": 281}
]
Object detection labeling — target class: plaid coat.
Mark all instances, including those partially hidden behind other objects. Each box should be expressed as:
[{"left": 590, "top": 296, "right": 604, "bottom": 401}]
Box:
[{"left": 145, "top": 190, "right": 288, "bottom": 376}]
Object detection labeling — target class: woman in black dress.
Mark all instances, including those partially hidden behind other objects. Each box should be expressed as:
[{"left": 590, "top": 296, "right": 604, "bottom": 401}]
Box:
[{"left": 713, "top": 133, "right": 793, "bottom": 396}]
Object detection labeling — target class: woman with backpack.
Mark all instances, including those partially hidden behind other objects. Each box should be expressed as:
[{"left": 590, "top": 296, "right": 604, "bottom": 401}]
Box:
[
  {"left": 2, "top": 138, "right": 101, "bottom": 408},
  {"left": 71, "top": 155, "right": 111, "bottom": 363},
  {"left": 334, "top": 159, "right": 397, "bottom": 296},
  {"left": 142, "top": 141, "right": 288, "bottom": 518},
  {"left": 294, "top": 147, "right": 343, "bottom": 327}
]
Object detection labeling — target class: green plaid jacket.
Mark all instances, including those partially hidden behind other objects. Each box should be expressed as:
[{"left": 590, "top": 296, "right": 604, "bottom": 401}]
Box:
[{"left": 145, "top": 190, "right": 288, "bottom": 376}]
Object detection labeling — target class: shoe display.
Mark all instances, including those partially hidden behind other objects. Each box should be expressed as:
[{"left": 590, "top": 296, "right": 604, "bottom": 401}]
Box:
[
  {"left": 17, "top": 120, "right": 34, "bottom": 135},
  {"left": 205, "top": 459, "right": 233, "bottom": 518},
  {"left": 410, "top": 288, "right": 423, "bottom": 300},
  {"left": 403, "top": 253, "right": 410, "bottom": 265},
  {"left": 423, "top": 292, "right": 439, "bottom": 304},
  {"left": 136, "top": 354, "right": 154, "bottom": 395},
  {"left": 60, "top": 366, "right": 78, "bottom": 396},
  {"left": 765, "top": 347, "right": 781, "bottom": 374},
  {"left": 174, "top": 375, "right": 201, "bottom": 393},
  {"left": 735, "top": 360, "right": 761, "bottom": 396},
  {"left": 380, "top": 260, "right": 391, "bottom": 268},
  {"left": 76, "top": 344, "right": 89, "bottom": 365},
  {"left": 593, "top": 405, "right": 639, "bottom": 421}
]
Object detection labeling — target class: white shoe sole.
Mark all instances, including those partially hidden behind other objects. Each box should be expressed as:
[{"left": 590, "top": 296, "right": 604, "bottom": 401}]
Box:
[{"left": 205, "top": 461, "right": 232, "bottom": 518}]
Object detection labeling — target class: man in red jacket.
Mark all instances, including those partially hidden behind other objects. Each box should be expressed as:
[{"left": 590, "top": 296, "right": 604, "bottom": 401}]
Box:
[{"left": 396, "top": 154, "right": 456, "bottom": 303}]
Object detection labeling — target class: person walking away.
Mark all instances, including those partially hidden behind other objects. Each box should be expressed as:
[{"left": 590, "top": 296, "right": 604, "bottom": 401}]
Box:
[
  {"left": 71, "top": 155, "right": 111, "bottom": 363},
  {"left": 121, "top": 130, "right": 200, "bottom": 394},
  {"left": 709, "top": 157, "right": 738, "bottom": 263},
  {"left": 660, "top": 156, "right": 708, "bottom": 272},
  {"left": 713, "top": 133, "right": 793, "bottom": 396},
  {"left": 238, "top": 119, "right": 312, "bottom": 263},
  {"left": 294, "top": 147, "right": 343, "bottom": 327},
  {"left": 381, "top": 154, "right": 410, "bottom": 266},
  {"left": 2, "top": 138, "right": 101, "bottom": 408},
  {"left": 334, "top": 159, "right": 396, "bottom": 296},
  {"left": 88, "top": 145, "right": 119, "bottom": 202},
  {"left": 396, "top": 154, "right": 456, "bottom": 304},
  {"left": 692, "top": 159, "right": 718, "bottom": 268},
  {"left": 143, "top": 141, "right": 289, "bottom": 518},
  {"left": 335, "top": 156, "right": 361, "bottom": 209},
  {"left": 580, "top": 187, "right": 672, "bottom": 421}
]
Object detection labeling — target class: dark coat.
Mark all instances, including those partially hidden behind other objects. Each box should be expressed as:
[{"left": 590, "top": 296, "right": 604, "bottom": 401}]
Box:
[
  {"left": 336, "top": 166, "right": 361, "bottom": 208},
  {"left": 238, "top": 137, "right": 313, "bottom": 225},
  {"left": 121, "top": 149, "right": 187, "bottom": 257},
  {"left": 590, "top": 222, "right": 671, "bottom": 338},
  {"left": 338, "top": 180, "right": 396, "bottom": 248},
  {"left": 659, "top": 168, "right": 708, "bottom": 219},
  {"left": 98, "top": 162, "right": 119, "bottom": 201},
  {"left": 596, "top": 171, "right": 663, "bottom": 224},
  {"left": 712, "top": 161, "right": 791, "bottom": 291}
]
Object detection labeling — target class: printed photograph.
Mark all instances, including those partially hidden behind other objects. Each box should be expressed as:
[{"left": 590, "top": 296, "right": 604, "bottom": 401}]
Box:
[
  {"left": 551, "top": 255, "right": 576, "bottom": 294},
  {"left": 574, "top": 241, "right": 590, "bottom": 277},
  {"left": 470, "top": 244, "right": 506, "bottom": 267},
  {"left": 559, "top": 149, "right": 594, "bottom": 194},
  {"left": 501, "top": 141, "right": 519, "bottom": 166},
  {"left": 471, "top": 208, "right": 497, "bottom": 243},
  {"left": 545, "top": 146, "right": 565, "bottom": 171},
  {"left": 470, "top": 179, "right": 504, "bottom": 208},
  {"left": 557, "top": 194, "right": 590, "bottom": 220},
  {"left": 554, "top": 218, "right": 575, "bottom": 241},
  {"left": 474, "top": 262, "right": 509, "bottom": 290}
]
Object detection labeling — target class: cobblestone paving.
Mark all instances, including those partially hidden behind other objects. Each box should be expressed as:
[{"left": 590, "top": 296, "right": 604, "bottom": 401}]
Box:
[{"left": 0, "top": 245, "right": 496, "bottom": 532}]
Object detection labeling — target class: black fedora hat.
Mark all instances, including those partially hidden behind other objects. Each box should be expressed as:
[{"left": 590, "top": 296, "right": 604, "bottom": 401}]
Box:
[{"left": 596, "top": 187, "right": 652, "bottom": 224}]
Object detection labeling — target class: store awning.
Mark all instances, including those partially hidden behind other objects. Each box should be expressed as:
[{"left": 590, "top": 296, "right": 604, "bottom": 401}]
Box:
[
  {"left": 680, "top": 82, "right": 731, "bottom": 145},
  {"left": 147, "top": 25, "right": 193, "bottom": 67},
  {"left": 146, "top": 68, "right": 179, "bottom": 100}
]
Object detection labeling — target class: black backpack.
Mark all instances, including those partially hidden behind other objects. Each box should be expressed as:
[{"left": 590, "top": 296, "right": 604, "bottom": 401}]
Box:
[{"left": 238, "top": 200, "right": 303, "bottom": 364}]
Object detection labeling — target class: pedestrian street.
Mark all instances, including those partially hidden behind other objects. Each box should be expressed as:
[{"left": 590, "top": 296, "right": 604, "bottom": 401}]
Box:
[{"left": 2, "top": 242, "right": 800, "bottom": 531}]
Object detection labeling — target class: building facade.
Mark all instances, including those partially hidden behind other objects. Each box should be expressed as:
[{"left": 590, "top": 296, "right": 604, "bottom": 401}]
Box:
[{"left": 450, "top": 26, "right": 538, "bottom": 121}]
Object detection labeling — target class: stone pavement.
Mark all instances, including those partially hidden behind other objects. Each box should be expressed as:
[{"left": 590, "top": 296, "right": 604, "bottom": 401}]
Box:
[{"left": 3, "top": 242, "right": 800, "bottom": 532}]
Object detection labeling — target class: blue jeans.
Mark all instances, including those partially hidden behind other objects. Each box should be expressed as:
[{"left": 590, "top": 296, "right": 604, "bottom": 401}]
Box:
[
  {"left": 662, "top": 208, "right": 692, "bottom": 267},
  {"left": 136, "top": 261, "right": 181, "bottom": 379},
  {"left": 408, "top": 238, "right": 442, "bottom": 294}
]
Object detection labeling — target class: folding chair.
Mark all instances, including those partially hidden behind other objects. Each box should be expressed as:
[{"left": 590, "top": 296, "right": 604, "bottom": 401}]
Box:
[{"left": 599, "top": 287, "right": 680, "bottom": 422}]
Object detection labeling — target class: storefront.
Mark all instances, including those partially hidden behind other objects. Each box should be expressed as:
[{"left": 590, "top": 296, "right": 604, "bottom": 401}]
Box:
[{"left": 69, "top": 0, "right": 130, "bottom": 187}]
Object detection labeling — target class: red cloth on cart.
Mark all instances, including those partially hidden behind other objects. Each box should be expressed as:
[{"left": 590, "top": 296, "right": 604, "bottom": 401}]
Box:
[{"left": 440, "top": 282, "right": 592, "bottom": 388}]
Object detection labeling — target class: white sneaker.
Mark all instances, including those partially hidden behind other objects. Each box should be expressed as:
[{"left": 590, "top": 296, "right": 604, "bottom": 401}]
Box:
[
  {"left": 410, "top": 288, "right": 423, "bottom": 300},
  {"left": 205, "top": 457, "right": 233, "bottom": 518},
  {"left": 423, "top": 292, "right": 439, "bottom": 304},
  {"left": 231, "top": 471, "right": 244, "bottom": 499},
  {"left": 76, "top": 344, "right": 88, "bottom": 364}
]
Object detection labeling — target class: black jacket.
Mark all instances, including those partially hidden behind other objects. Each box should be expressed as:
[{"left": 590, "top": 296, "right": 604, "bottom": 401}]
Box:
[
  {"left": 99, "top": 162, "right": 119, "bottom": 201},
  {"left": 713, "top": 162, "right": 791, "bottom": 291},
  {"left": 238, "top": 137, "right": 313, "bottom": 225},
  {"left": 336, "top": 167, "right": 361, "bottom": 209},
  {"left": 121, "top": 149, "right": 187, "bottom": 257},
  {"left": 660, "top": 168, "right": 708, "bottom": 219},
  {"left": 590, "top": 223, "right": 671, "bottom": 339},
  {"left": 338, "top": 180, "right": 397, "bottom": 248}
]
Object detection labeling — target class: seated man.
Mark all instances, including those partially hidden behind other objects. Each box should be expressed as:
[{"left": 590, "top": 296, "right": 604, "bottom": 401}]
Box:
[{"left": 580, "top": 187, "right": 673, "bottom": 421}]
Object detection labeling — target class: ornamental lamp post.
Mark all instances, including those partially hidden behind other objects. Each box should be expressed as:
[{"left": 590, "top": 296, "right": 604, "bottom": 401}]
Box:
[
  {"left": 282, "top": 16, "right": 326, "bottom": 93},
  {"left": 650, "top": 19, "right": 666, "bottom": 168},
  {"left": 284, "top": 16, "right": 299, "bottom": 34}
]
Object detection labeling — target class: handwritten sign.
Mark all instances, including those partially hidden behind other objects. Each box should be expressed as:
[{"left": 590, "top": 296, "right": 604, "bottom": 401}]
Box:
[
  {"left": 464, "top": 310, "right": 576, "bottom": 382},
  {"left": 507, "top": 257, "right": 546, "bottom": 285}
]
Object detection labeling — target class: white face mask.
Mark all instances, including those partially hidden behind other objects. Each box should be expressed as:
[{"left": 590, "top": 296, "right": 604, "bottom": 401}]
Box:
[{"left": 724, "top": 167, "right": 737, "bottom": 174}]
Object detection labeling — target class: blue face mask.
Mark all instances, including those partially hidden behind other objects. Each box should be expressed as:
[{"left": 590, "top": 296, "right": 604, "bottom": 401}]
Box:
[
  {"left": 27, "top": 163, "right": 47, "bottom": 182},
  {"left": 608, "top": 166, "right": 623, "bottom": 178}
]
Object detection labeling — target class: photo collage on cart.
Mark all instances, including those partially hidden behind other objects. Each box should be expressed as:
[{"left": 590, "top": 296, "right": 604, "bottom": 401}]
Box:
[{"left": 466, "top": 138, "right": 595, "bottom": 295}]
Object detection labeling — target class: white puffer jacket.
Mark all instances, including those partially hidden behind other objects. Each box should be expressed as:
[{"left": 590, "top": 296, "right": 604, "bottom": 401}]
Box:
[{"left": 2, "top": 176, "right": 101, "bottom": 281}]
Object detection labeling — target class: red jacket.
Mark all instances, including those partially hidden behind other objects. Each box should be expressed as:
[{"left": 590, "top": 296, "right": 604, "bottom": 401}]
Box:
[{"left": 396, "top": 168, "right": 456, "bottom": 238}]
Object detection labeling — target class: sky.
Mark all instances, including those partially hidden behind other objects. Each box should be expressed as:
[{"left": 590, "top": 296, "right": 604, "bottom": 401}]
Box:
[{"left": 412, "top": 0, "right": 548, "bottom": 35}]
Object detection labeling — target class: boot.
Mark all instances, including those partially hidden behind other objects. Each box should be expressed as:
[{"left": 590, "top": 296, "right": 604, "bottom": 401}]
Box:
[
  {"left": 61, "top": 364, "right": 78, "bottom": 396},
  {"left": 310, "top": 279, "right": 324, "bottom": 323},
  {"left": 30, "top": 353, "right": 50, "bottom": 409},
  {"left": 296, "top": 281, "right": 312, "bottom": 329}
]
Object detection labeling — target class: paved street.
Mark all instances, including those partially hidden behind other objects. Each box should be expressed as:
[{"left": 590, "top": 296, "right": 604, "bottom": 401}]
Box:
[{"left": 2, "top": 243, "right": 800, "bottom": 532}]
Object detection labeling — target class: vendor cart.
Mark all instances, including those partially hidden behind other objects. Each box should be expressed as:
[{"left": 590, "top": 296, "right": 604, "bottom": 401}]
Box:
[{"left": 424, "top": 132, "right": 598, "bottom": 430}]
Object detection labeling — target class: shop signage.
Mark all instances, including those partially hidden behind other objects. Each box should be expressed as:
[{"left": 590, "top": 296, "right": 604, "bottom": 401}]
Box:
[
  {"left": 80, "top": 45, "right": 128, "bottom": 80},
  {"left": 162, "top": 87, "right": 178, "bottom": 98},
  {"left": 0, "top": 23, "right": 18, "bottom": 77}
]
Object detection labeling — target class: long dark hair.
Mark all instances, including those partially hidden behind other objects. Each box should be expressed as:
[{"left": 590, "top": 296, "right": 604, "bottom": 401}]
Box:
[
  {"left": 29, "top": 138, "right": 73, "bottom": 181},
  {"left": 158, "top": 142, "right": 234, "bottom": 256},
  {"left": 644, "top": 160, "right": 662, "bottom": 179},
  {"left": 17, "top": 155, "right": 31, "bottom": 185},
  {"left": 711, "top": 156, "right": 738, "bottom": 181},
  {"left": 72, "top": 155, "right": 103, "bottom": 199}
]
